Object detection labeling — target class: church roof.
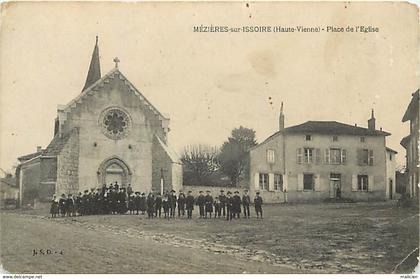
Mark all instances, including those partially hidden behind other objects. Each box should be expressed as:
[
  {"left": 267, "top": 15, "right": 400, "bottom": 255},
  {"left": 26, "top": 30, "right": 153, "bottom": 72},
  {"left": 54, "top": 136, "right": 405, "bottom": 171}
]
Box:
[
  {"left": 82, "top": 36, "right": 101, "bottom": 91},
  {"left": 155, "top": 136, "right": 181, "bottom": 164},
  {"left": 43, "top": 129, "right": 77, "bottom": 156}
]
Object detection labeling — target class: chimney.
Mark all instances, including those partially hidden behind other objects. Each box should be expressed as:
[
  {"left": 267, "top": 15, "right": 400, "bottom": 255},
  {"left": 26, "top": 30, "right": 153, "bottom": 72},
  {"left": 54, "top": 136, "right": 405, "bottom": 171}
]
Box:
[
  {"left": 368, "top": 109, "right": 376, "bottom": 130},
  {"left": 279, "top": 102, "right": 285, "bottom": 131},
  {"left": 37, "top": 146, "right": 42, "bottom": 152}
]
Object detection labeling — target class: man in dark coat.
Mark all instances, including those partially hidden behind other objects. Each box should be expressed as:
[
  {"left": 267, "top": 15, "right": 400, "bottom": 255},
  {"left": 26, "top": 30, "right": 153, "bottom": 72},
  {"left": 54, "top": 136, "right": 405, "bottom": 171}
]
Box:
[
  {"left": 169, "top": 190, "right": 177, "bottom": 218},
  {"left": 204, "top": 190, "right": 214, "bottom": 219},
  {"left": 155, "top": 193, "right": 162, "bottom": 218},
  {"left": 254, "top": 191, "right": 263, "bottom": 219},
  {"left": 242, "top": 189, "right": 251, "bottom": 218},
  {"left": 232, "top": 191, "right": 242, "bottom": 219},
  {"left": 81, "top": 190, "right": 89, "bottom": 215},
  {"left": 196, "top": 191, "right": 206, "bottom": 218},
  {"left": 75, "top": 192, "right": 83, "bottom": 216},
  {"left": 146, "top": 193, "right": 155, "bottom": 218},
  {"left": 139, "top": 193, "right": 147, "bottom": 214},
  {"left": 66, "top": 194, "right": 75, "bottom": 217},
  {"left": 58, "top": 194, "right": 67, "bottom": 217},
  {"left": 185, "top": 191, "right": 195, "bottom": 219},
  {"left": 134, "top": 192, "right": 141, "bottom": 215},
  {"left": 177, "top": 191, "right": 186, "bottom": 217},
  {"left": 225, "top": 191, "right": 233, "bottom": 221},
  {"left": 219, "top": 190, "right": 227, "bottom": 217}
]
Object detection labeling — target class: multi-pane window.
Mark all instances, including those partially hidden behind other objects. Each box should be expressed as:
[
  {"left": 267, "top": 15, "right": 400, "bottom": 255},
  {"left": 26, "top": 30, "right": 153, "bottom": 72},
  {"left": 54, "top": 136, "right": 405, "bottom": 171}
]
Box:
[
  {"left": 325, "top": 148, "right": 346, "bottom": 165},
  {"left": 360, "top": 137, "right": 365, "bottom": 143},
  {"left": 305, "top": 135, "right": 312, "bottom": 141},
  {"left": 303, "top": 174, "right": 314, "bottom": 191},
  {"left": 358, "top": 175, "right": 369, "bottom": 191},
  {"left": 330, "top": 148, "right": 341, "bottom": 164},
  {"left": 267, "top": 149, "right": 275, "bottom": 164},
  {"left": 358, "top": 149, "right": 373, "bottom": 166},
  {"left": 332, "top": 136, "right": 338, "bottom": 142},
  {"left": 274, "top": 174, "right": 283, "bottom": 191},
  {"left": 304, "top": 148, "right": 313, "bottom": 163},
  {"left": 259, "top": 173, "right": 269, "bottom": 190}
]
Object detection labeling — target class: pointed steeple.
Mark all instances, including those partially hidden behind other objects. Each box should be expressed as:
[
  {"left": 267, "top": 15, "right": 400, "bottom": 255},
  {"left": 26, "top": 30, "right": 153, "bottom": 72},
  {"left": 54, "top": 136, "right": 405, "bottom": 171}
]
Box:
[
  {"left": 368, "top": 109, "right": 376, "bottom": 130},
  {"left": 279, "top": 102, "right": 285, "bottom": 131},
  {"left": 82, "top": 36, "right": 101, "bottom": 91}
]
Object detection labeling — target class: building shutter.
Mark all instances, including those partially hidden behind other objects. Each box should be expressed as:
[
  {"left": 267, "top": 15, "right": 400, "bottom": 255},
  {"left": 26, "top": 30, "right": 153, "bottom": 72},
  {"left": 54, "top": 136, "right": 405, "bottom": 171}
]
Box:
[
  {"left": 341, "top": 149, "right": 347, "bottom": 165},
  {"left": 283, "top": 174, "right": 288, "bottom": 192},
  {"left": 368, "top": 175, "right": 374, "bottom": 192},
  {"left": 254, "top": 173, "right": 260, "bottom": 190},
  {"left": 268, "top": 173, "right": 274, "bottom": 191},
  {"left": 351, "top": 174, "right": 358, "bottom": 192},
  {"left": 315, "top": 149, "right": 321, "bottom": 164},
  {"left": 297, "top": 148, "right": 302, "bottom": 164},
  {"left": 297, "top": 173, "right": 304, "bottom": 191},
  {"left": 325, "top": 149, "right": 330, "bottom": 164},
  {"left": 369, "top": 150, "right": 374, "bottom": 166},
  {"left": 314, "top": 174, "right": 321, "bottom": 191},
  {"left": 357, "top": 149, "right": 363, "bottom": 166}
]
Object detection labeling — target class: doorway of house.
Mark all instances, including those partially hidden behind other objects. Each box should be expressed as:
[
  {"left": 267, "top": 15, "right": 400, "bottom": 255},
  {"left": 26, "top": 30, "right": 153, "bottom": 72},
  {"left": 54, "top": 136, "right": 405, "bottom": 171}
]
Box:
[
  {"left": 389, "top": 179, "right": 393, "bottom": 200},
  {"left": 329, "top": 173, "right": 341, "bottom": 198}
]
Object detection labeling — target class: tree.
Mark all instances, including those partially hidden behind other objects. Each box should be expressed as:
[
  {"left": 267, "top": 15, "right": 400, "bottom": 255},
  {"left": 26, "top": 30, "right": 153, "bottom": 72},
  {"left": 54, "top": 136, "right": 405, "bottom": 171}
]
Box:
[
  {"left": 181, "top": 144, "right": 220, "bottom": 185},
  {"left": 219, "top": 126, "right": 257, "bottom": 186}
]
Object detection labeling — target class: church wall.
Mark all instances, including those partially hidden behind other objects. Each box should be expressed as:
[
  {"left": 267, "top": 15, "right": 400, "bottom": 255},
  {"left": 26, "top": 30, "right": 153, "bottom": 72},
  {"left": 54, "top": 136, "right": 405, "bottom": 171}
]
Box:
[
  {"left": 56, "top": 130, "right": 80, "bottom": 195},
  {"left": 61, "top": 77, "right": 160, "bottom": 193},
  {"left": 152, "top": 139, "right": 173, "bottom": 193}
]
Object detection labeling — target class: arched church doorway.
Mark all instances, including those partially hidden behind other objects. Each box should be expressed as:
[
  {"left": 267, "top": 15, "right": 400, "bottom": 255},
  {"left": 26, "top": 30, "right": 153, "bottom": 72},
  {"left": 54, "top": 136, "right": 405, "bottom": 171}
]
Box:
[{"left": 97, "top": 156, "right": 132, "bottom": 187}]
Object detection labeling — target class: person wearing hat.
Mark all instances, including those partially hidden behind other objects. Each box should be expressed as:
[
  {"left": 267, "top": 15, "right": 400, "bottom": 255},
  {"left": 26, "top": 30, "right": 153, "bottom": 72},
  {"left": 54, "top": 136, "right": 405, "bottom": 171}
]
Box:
[
  {"left": 225, "top": 191, "right": 233, "bottom": 221},
  {"left": 232, "top": 191, "right": 242, "bottom": 219},
  {"left": 59, "top": 194, "right": 67, "bottom": 217},
  {"left": 242, "top": 189, "right": 251, "bottom": 219},
  {"left": 139, "top": 192, "right": 147, "bottom": 215},
  {"left": 185, "top": 191, "right": 195, "bottom": 219},
  {"left": 155, "top": 192, "right": 162, "bottom": 218},
  {"left": 50, "top": 195, "right": 59, "bottom": 218},
  {"left": 204, "top": 190, "right": 214, "bottom": 219},
  {"left": 219, "top": 190, "right": 227, "bottom": 217},
  {"left": 146, "top": 192, "right": 155, "bottom": 218},
  {"left": 66, "top": 194, "right": 75, "bottom": 217},
  {"left": 81, "top": 190, "right": 89, "bottom": 215},
  {"left": 169, "top": 190, "right": 177, "bottom": 218},
  {"left": 133, "top": 192, "right": 141, "bottom": 215},
  {"left": 75, "top": 192, "right": 83, "bottom": 216},
  {"left": 254, "top": 191, "right": 263, "bottom": 219},
  {"left": 162, "top": 193, "right": 170, "bottom": 219},
  {"left": 196, "top": 191, "right": 206, "bottom": 218},
  {"left": 177, "top": 190, "right": 186, "bottom": 218},
  {"left": 213, "top": 196, "right": 222, "bottom": 218},
  {"left": 128, "top": 192, "right": 135, "bottom": 215}
]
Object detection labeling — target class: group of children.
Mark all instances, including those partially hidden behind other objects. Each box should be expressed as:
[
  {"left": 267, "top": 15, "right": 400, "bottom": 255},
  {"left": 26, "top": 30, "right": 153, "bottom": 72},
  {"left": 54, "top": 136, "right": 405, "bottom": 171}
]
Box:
[{"left": 50, "top": 183, "right": 264, "bottom": 220}]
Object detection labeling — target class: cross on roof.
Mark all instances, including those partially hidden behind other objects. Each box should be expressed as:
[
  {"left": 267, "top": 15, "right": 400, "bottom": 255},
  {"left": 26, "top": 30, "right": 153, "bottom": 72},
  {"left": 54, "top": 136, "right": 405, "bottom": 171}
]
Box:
[{"left": 113, "top": 57, "right": 120, "bottom": 68}]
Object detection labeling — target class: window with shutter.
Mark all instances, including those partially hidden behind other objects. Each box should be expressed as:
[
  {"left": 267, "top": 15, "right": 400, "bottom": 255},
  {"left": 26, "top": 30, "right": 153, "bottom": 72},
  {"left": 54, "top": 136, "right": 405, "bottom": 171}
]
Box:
[
  {"left": 368, "top": 176, "right": 374, "bottom": 192},
  {"left": 325, "top": 149, "right": 330, "bottom": 164},
  {"left": 267, "top": 149, "right": 275, "bottom": 164},
  {"left": 369, "top": 150, "right": 374, "bottom": 166},
  {"left": 283, "top": 174, "right": 288, "bottom": 192},
  {"left": 357, "top": 149, "right": 363, "bottom": 165},
  {"left": 341, "top": 149, "right": 347, "bottom": 165},
  {"left": 303, "top": 174, "right": 314, "bottom": 191},
  {"left": 268, "top": 173, "right": 275, "bottom": 191},
  {"left": 314, "top": 174, "right": 321, "bottom": 191},
  {"left": 297, "top": 148, "right": 302, "bottom": 164},
  {"left": 351, "top": 174, "right": 358, "bottom": 191},
  {"left": 254, "top": 173, "right": 260, "bottom": 190},
  {"left": 297, "top": 174, "right": 304, "bottom": 191}
]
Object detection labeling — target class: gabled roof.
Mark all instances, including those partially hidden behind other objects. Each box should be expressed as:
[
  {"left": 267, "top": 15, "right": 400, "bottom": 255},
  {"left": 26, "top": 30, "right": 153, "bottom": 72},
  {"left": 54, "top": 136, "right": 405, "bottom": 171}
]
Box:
[
  {"left": 400, "top": 135, "right": 411, "bottom": 148},
  {"left": 386, "top": 147, "right": 398, "bottom": 154},
  {"left": 63, "top": 67, "right": 169, "bottom": 122},
  {"left": 43, "top": 128, "right": 78, "bottom": 156},
  {"left": 18, "top": 151, "right": 42, "bottom": 162},
  {"left": 402, "top": 89, "right": 419, "bottom": 122},
  {"left": 155, "top": 136, "right": 181, "bottom": 164},
  {"left": 251, "top": 120, "right": 390, "bottom": 151}
]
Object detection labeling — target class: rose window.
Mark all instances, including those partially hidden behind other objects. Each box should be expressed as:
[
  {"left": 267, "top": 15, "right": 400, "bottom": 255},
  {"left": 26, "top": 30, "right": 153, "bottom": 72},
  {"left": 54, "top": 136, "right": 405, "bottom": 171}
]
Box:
[{"left": 100, "top": 108, "right": 131, "bottom": 140}]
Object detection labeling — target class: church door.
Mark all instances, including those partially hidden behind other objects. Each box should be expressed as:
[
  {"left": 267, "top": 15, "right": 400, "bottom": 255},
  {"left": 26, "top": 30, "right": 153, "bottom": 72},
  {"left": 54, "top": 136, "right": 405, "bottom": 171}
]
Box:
[{"left": 98, "top": 156, "right": 132, "bottom": 187}]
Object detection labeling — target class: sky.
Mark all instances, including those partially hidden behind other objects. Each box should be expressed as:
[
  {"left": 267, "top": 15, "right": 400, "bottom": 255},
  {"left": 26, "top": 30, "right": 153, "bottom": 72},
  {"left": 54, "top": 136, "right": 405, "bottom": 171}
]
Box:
[{"left": 0, "top": 1, "right": 419, "bottom": 173}]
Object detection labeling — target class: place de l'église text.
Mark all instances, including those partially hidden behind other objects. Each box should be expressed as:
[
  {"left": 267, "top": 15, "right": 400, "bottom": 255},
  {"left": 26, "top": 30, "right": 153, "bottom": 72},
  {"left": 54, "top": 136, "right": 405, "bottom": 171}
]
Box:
[{"left": 193, "top": 25, "right": 379, "bottom": 33}]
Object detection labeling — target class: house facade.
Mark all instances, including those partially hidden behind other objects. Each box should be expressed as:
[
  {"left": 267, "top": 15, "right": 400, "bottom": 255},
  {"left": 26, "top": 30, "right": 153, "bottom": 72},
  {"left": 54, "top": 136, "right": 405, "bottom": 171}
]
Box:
[
  {"left": 400, "top": 89, "right": 419, "bottom": 198},
  {"left": 16, "top": 38, "right": 182, "bottom": 206},
  {"left": 249, "top": 105, "right": 395, "bottom": 203}
]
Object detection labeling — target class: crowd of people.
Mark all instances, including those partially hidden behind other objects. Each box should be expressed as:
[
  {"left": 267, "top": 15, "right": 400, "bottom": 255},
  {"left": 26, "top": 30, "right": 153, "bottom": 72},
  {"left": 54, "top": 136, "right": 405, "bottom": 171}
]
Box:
[{"left": 49, "top": 182, "right": 264, "bottom": 220}]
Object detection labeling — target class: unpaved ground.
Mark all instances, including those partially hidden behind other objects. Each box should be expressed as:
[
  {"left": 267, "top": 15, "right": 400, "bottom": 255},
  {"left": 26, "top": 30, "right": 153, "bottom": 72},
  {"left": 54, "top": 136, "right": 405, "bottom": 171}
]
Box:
[{"left": 0, "top": 202, "right": 418, "bottom": 274}]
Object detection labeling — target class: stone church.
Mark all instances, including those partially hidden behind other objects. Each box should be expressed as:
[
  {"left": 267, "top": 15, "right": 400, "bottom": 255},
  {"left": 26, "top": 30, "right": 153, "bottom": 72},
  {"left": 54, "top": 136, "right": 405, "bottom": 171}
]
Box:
[{"left": 16, "top": 38, "right": 182, "bottom": 206}]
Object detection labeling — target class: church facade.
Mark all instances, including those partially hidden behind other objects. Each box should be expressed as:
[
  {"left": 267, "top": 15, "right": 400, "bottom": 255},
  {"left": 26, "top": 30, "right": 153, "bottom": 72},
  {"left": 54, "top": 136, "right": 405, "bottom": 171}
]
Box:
[{"left": 17, "top": 38, "right": 182, "bottom": 206}]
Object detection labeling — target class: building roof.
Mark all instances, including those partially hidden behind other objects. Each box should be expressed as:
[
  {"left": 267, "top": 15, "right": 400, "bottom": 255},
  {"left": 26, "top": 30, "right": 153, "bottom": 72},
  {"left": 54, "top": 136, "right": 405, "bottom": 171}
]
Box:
[
  {"left": 155, "top": 136, "right": 182, "bottom": 164},
  {"left": 251, "top": 120, "right": 390, "bottom": 151},
  {"left": 386, "top": 147, "right": 398, "bottom": 154},
  {"left": 17, "top": 151, "right": 42, "bottom": 162},
  {"left": 42, "top": 128, "right": 77, "bottom": 156},
  {"left": 1, "top": 176, "right": 17, "bottom": 188},
  {"left": 400, "top": 135, "right": 411, "bottom": 149},
  {"left": 82, "top": 36, "right": 101, "bottom": 91},
  {"left": 402, "top": 89, "right": 419, "bottom": 122}
]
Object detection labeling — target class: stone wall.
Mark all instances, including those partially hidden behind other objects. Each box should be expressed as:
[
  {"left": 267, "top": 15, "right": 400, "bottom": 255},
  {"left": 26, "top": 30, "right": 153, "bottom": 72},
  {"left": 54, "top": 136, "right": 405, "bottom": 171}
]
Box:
[{"left": 56, "top": 129, "right": 80, "bottom": 195}]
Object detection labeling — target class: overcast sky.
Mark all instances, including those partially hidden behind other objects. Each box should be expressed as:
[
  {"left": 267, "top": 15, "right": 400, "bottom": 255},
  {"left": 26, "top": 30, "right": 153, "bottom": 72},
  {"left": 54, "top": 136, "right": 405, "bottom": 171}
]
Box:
[{"left": 0, "top": 2, "right": 419, "bottom": 172}]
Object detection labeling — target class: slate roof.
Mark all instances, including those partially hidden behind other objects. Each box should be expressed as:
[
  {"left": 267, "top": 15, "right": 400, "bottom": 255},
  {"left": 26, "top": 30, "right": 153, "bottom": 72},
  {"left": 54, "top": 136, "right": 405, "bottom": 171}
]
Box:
[
  {"left": 155, "top": 136, "right": 182, "bottom": 164},
  {"left": 402, "top": 89, "right": 419, "bottom": 122},
  {"left": 386, "top": 147, "right": 398, "bottom": 154},
  {"left": 42, "top": 129, "right": 77, "bottom": 156},
  {"left": 251, "top": 121, "right": 390, "bottom": 151},
  {"left": 400, "top": 135, "right": 411, "bottom": 149}
]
